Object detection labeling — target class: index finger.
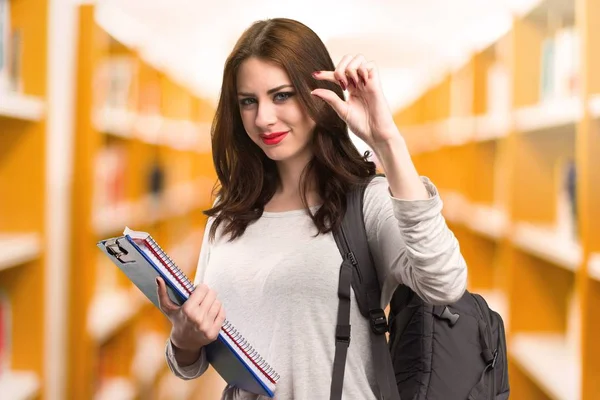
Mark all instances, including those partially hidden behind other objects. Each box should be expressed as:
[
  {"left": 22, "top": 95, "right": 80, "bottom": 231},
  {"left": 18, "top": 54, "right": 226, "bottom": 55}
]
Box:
[{"left": 312, "top": 71, "right": 339, "bottom": 84}]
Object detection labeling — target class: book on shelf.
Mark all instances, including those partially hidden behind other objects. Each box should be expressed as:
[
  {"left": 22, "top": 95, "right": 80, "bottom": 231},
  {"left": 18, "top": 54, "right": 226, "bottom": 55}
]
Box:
[
  {"left": 97, "top": 227, "right": 279, "bottom": 397},
  {"left": 93, "top": 55, "right": 138, "bottom": 113},
  {"left": 93, "top": 144, "right": 128, "bottom": 214},
  {"left": 7, "top": 27, "right": 21, "bottom": 93},
  {"left": 555, "top": 157, "right": 577, "bottom": 243},
  {"left": 540, "top": 27, "right": 580, "bottom": 102}
]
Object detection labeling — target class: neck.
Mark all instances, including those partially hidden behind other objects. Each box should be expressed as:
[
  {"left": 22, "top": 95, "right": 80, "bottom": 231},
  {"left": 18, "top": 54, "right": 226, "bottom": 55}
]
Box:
[{"left": 275, "top": 152, "right": 314, "bottom": 197}]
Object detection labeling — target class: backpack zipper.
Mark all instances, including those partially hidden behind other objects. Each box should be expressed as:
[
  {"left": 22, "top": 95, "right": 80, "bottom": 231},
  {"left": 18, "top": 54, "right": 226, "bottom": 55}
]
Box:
[{"left": 340, "top": 226, "right": 362, "bottom": 283}]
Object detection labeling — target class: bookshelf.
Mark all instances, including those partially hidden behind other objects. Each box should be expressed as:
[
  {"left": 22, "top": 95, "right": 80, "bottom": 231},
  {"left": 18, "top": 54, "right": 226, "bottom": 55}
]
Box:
[
  {"left": 393, "top": 0, "right": 600, "bottom": 398},
  {"left": 67, "top": 4, "right": 219, "bottom": 399},
  {"left": 0, "top": 0, "right": 49, "bottom": 397}
]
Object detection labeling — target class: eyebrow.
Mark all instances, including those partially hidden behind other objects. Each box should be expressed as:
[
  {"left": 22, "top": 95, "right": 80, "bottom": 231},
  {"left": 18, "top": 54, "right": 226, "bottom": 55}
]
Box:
[{"left": 237, "top": 84, "right": 294, "bottom": 97}]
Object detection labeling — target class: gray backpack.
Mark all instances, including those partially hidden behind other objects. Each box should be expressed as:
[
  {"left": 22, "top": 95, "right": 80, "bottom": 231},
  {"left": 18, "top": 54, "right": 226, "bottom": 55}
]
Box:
[{"left": 330, "top": 176, "right": 510, "bottom": 400}]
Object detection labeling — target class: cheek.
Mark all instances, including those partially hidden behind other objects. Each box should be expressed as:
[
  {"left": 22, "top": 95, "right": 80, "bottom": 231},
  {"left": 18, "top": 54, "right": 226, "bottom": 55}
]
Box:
[{"left": 240, "top": 111, "right": 257, "bottom": 139}]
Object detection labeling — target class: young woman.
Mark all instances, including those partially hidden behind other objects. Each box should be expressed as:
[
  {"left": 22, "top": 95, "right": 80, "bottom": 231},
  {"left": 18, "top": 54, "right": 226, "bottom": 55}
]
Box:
[{"left": 156, "top": 17, "right": 467, "bottom": 399}]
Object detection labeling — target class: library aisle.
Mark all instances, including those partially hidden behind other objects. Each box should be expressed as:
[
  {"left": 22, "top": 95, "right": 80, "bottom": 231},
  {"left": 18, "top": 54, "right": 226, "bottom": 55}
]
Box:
[{"left": 0, "top": 0, "right": 599, "bottom": 399}]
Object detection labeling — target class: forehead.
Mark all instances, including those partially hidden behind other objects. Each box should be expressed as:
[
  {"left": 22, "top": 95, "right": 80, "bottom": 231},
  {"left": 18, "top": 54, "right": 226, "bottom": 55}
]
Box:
[{"left": 237, "top": 57, "right": 291, "bottom": 91}]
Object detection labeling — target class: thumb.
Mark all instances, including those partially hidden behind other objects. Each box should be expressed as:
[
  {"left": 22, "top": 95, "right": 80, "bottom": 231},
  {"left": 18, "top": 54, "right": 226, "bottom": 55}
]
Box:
[
  {"left": 156, "top": 276, "right": 179, "bottom": 314},
  {"left": 311, "top": 89, "right": 348, "bottom": 120}
]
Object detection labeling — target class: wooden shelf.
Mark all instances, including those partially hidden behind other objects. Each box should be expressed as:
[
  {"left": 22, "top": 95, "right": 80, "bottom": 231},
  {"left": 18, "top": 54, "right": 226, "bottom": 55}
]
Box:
[
  {"left": 95, "top": 377, "right": 137, "bottom": 400},
  {"left": 512, "top": 222, "right": 582, "bottom": 271},
  {"left": 514, "top": 98, "right": 582, "bottom": 133},
  {"left": 131, "top": 332, "right": 166, "bottom": 386},
  {"left": 93, "top": 201, "right": 136, "bottom": 237},
  {"left": 464, "top": 204, "right": 508, "bottom": 240},
  {"left": 473, "top": 113, "right": 511, "bottom": 142},
  {"left": 510, "top": 333, "right": 580, "bottom": 400},
  {"left": 157, "top": 373, "right": 197, "bottom": 400},
  {"left": 0, "top": 371, "right": 40, "bottom": 400},
  {"left": 0, "top": 233, "right": 42, "bottom": 272},
  {"left": 0, "top": 92, "right": 45, "bottom": 121},
  {"left": 442, "top": 117, "right": 475, "bottom": 146},
  {"left": 92, "top": 107, "right": 135, "bottom": 139},
  {"left": 134, "top": 114, "right": 163, "bottom": 144},
  {"left": 87, "top": 289, "right": 143, "bottom": 343},
  {"left": 588, "top": 253, "right": 600, "bottom": 282},
  {"left": 589, "top": 94, "right": 600, "bottom": 118},
  {"left": 440, "top": 191, "right": 507, "bottom": 239}
]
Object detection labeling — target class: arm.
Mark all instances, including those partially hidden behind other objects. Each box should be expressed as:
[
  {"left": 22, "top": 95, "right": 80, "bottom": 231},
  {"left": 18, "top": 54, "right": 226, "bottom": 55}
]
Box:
[
  {"left": 164, "top": 217, "right": 214, "bottom": 379},
  {"left": 363, "top": 176, "right": 468, "bottom": 306},
  {"left": 372, "top": 136, "right": 429, "bottom": 201}
]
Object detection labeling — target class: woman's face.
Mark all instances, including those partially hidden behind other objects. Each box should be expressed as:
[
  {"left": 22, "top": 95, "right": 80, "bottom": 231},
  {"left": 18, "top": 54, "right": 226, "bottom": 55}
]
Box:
[{"left": 236, "top": 57, "right": 316, "bottom": 163}]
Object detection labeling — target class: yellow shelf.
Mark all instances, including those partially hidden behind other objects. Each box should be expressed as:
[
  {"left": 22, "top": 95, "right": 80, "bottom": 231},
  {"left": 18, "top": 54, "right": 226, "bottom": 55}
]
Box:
[
  {"left": 92, "top": 179, "right": 207, "bottom": 236},
  {"left": 510, "top": 333, "right": 580, "bottom": 400},
  {"left": 68, "top": 5, "right": 218, "bottom": 398},
  {"left": 131, "top": 332, "right": 166, "bottom": 386},
  {"left": 589, "top": 94, "right": 600, "bottom": 117},
  {"left": 440, "top": 191, "right": 507, "bottom": 240},
  {"left": 0, "top": 371, "right": 40, "bottom": 400},
  {"left": 512, "top": 222, "right": 582, "bottom": 271},
  {"left": 0, "top": 92, "right": 45, "bottom": 121},
  {"left": 95, "top": 377, "right": 138, "bottom": 400},
  {"left": 473, "top": 113, "right": 511, "bottom": 142},
  {"left": 93, "top": 201, "right": 138, "bottom": 237},
  {"left": 92, "top": 107, "right": 136, "bottom": 139},
  {"left": 157, "top": 372, "right": 198, "bottom": 400},
  {"left": 513, "top": 97, "right": 582, "bottom": 134},
  {"left": 588, "top": 253, "right": 600, "bottom": 282},
  {"left": 463, "top": 204, "right": 508, "bottom": 240},
  {"left": 0, "top": 233, "right": 41, "bottom": 271},
  {"left": 87, "top": 289, "right": 144, "bottom": 343}
]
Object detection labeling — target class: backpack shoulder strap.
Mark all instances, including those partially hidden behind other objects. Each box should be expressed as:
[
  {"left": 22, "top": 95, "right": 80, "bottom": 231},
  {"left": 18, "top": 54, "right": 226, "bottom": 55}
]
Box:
[
  {"left": 330, "top": 173, "right": 400, "bottom": 400},
  {"left": 334, "top": 174, "right": 386, "bottom": 326}
]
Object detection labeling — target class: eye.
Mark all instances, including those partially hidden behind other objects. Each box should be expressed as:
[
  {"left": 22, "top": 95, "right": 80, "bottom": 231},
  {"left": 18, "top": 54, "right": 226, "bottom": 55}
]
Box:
[
  {"left": 273, "top": 92, "right": 295, "bottom": 102},
  {"left": 239, "top": 97, "right": 257, "bottom": 107}
]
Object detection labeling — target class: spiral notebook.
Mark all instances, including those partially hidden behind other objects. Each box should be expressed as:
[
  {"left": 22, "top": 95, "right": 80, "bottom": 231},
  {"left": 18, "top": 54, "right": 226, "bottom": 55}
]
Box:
[{"left": 97, "top": 227, "right": 279, "bottom": 397}]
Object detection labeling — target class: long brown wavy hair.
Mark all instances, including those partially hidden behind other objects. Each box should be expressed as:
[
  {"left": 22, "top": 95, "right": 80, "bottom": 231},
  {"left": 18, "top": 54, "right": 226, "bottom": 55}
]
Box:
[{"left": 205, "top": 18, "right": 376, "bottom": 241}]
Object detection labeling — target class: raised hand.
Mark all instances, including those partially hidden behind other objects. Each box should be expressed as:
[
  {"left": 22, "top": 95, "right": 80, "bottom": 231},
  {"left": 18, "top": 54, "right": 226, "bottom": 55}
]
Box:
[{"left": 311, "top": 54, "right": 400, "bottom": 148}]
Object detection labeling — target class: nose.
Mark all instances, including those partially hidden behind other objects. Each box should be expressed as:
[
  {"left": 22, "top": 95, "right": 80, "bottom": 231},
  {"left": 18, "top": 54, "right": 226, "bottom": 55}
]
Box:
[{"left": 255, "top": 101, "right": 277, "bottom": 129}]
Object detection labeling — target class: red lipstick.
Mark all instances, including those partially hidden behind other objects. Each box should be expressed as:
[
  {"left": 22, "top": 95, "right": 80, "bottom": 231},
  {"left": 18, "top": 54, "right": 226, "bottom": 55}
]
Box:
[{"left": 259, "top": 131, "right": 288, "bottom": 145}]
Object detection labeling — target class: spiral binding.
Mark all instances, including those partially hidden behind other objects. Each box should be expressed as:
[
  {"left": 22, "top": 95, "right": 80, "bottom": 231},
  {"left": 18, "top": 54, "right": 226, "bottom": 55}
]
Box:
[
  {"left": 146, "top": 237, "right": 195, "bottom": 295},
  {"left": 223, "top": 321, "right": 280, "bottom": 383}
]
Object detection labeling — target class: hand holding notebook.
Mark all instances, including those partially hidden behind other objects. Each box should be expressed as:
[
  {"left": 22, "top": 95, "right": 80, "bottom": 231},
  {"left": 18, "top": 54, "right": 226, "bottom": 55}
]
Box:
[
  {"left": 97, "top": 227, "right": 279, "bottom": 397},
  {"left": 155, "top": 276, "right": 225, "bottom": 360}
]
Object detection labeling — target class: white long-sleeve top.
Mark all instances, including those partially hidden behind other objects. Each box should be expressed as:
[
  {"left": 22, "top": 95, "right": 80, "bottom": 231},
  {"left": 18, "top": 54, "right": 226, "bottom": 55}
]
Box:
[{"left": 165, "top": 176, "right": 468, "bottom": 399}]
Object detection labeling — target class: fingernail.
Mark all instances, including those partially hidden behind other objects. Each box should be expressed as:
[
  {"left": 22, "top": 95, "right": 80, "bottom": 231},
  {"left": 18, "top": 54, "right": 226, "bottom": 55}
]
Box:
[
  {"left": 312, "top": 71, "right": 320, "bottom": 78},
  {"left": 339, "top": 80, "right": 347, "bottom": 91}
]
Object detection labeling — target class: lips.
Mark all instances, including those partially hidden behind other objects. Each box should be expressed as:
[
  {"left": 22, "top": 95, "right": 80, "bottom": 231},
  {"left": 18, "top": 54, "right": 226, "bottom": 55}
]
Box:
[{"left": 259, "top": 131, "right": 288, "bottom": 145}]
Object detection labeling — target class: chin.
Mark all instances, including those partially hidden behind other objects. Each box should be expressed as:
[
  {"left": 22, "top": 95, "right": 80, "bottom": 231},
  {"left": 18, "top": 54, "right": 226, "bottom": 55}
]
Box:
[{"left": 261, "top": 146, "right": 295, "bottom": 161}]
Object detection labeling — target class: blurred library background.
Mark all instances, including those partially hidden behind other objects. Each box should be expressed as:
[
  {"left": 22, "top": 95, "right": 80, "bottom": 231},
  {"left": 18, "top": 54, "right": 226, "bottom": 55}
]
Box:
[{"left": 0, "top": 0, "right": 599, "bottom": 399}]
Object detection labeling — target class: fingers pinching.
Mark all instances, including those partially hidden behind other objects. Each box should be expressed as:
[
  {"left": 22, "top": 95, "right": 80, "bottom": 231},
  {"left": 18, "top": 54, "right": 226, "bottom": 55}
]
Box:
[
  {"left": 334, "top": 54, "right": 353, "bottom": 90},
  {"left": 345, "top": 54, "right": 366, "bottom": 88},
  {"left": 358, "top": 61, "right": 376, "bottom": 88}
]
